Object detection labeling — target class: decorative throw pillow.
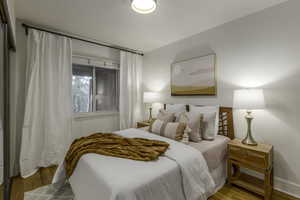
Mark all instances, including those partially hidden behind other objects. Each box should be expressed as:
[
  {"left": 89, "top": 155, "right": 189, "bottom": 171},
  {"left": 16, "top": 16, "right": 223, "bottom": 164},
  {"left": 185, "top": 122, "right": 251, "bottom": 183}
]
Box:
[
  {"left": 189, "top": 105, "right": 219, "bottom": 140},
  {"left": 177, "top": 111, "right": 203, "bottom": 142},
  {"left": 201, "top": 112, "right": 217, "bottom": 140},
  {"left": 149, "top": 119, "right": 165, "bottom": 134},
  {"left": 149, "top": 119, "right": 186, "bottom": 141},
  {"left": 157, "top": 109, "right": 175, "bottom": 122},
  {"left": 162, "top": 122, "right": 186, "bottom": 141}
]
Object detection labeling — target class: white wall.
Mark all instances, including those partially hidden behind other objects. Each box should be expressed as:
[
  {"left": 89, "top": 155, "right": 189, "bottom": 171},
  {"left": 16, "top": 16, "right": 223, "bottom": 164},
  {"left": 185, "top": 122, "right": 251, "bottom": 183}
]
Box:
[
  {"left": 9, "top": 20, "right": 120, "bottom": 176},
  {"left": 143, "top": 0, "right": 300, "bottom": 197}
]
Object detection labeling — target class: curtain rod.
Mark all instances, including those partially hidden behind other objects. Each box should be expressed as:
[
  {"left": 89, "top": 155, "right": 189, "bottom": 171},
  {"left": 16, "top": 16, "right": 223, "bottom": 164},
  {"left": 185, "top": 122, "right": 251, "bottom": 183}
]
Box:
[{"left": 22, "top": 23, "right": 144, "bottom": 56}]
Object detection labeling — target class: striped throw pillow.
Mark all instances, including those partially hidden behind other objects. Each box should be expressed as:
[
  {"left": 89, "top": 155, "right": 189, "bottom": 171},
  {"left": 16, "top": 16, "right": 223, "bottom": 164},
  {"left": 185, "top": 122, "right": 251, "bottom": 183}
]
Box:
[{"left": 149, "top": 119, "right": 186, "bottom": 141}]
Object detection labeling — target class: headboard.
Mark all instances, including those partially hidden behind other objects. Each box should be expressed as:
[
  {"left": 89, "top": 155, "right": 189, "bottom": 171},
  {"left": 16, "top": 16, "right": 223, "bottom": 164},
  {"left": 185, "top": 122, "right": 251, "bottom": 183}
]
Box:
[{"left": 163, "top": 104, "right": 235, "bottom": 139}]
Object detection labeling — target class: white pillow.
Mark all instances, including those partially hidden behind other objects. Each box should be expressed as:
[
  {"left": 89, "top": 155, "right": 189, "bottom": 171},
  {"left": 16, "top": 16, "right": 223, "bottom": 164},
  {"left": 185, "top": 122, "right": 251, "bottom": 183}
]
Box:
[
  {"left": 189, "top": 105, "right": 219, "bottom": 140},
  {"left": 165, "top": 104, "right": 186, "bottom": 119},
  {"left": 157, "top": 109, "right": 175, "bottom": 122},
  {"left": 176, "top": 111, "right": 203, "bottom": 142}
]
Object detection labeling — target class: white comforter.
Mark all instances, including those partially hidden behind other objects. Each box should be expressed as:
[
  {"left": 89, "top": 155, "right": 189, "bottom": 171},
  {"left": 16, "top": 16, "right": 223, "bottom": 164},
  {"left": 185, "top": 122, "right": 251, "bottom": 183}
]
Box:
[{"left": 53, "top": 128, "right": 215, "bottom": 200}]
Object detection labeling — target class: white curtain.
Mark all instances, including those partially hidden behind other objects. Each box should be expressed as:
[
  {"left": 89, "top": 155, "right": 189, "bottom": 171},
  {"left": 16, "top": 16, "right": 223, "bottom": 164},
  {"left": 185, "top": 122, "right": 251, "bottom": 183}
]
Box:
[
  {"left": 119, "top": 51, "right": 143, "bottom": 129},
  {"left": 20, "top": 29, "right": 72, "bottom": 177}
]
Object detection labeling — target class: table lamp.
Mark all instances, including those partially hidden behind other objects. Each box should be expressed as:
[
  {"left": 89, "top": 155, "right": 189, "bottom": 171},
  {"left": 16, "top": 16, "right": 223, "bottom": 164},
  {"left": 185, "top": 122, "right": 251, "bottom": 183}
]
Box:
[
  {"left": 143, "top": 92, "right": 160, "bottom": 122},
  {"left": 233, "top": 89, "right": 265, "bottom": 146}
]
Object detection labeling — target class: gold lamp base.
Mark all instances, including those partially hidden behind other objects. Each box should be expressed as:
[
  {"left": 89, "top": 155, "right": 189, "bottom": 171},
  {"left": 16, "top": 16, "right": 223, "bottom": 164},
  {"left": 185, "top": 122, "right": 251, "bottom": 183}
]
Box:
[{"left": 242, "top": 111, "right": 258, "bottom": 146}]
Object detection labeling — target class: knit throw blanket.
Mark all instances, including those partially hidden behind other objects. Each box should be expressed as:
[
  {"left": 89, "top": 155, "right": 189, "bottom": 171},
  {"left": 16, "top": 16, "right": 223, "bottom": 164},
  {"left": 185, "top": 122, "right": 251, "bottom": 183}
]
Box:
[{"left": 65, "top": 133, "right": 170, "bottom": 177}]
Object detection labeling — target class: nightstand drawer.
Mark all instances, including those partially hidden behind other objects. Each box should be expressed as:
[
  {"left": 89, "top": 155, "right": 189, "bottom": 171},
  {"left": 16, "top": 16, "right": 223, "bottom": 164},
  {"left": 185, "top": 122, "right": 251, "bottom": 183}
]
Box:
[
  {"left": 245, "top": 150, "right": 268, "bottom": 169},
  {"left": 229, "top": 146, "right": 269, "bottom": 169},
  {"left": 229, "top": 146, "right": 247, "bottom": 160}
]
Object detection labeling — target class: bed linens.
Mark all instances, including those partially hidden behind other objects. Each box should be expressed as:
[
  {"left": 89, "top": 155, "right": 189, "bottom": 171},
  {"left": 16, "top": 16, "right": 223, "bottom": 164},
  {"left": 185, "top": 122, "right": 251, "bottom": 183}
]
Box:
[
  {"left": 188, "top": 135, "right": 230, "bottom": 193},
  {"left": 53, "top": 128, "right": 215, "bottom": 200},
  {"left": 64, "top": 133, "right": 170, "bottom": 177},
  {"left": 188, "top": 135, "right": 230, "bottom": 171}
]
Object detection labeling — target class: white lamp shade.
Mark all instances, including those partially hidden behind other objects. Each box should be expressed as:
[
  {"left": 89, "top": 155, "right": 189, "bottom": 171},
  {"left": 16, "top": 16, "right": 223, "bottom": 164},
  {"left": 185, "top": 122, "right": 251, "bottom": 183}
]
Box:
[
  {"left": 143, "top": 92, "right": 160, "bottom": 103},
  {"left": 233, "top": 89, "right": 265, "bottom": 110}
]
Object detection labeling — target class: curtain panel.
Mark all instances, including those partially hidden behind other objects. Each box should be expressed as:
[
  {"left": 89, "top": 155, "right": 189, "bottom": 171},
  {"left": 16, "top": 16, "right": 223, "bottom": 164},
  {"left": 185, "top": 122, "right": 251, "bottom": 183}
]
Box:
[
  {"left": 119, "top": 51, "right": 143, "bottom": 129},
  {"left": 20, "top": 29, "right": 73, "bottom": 177}
]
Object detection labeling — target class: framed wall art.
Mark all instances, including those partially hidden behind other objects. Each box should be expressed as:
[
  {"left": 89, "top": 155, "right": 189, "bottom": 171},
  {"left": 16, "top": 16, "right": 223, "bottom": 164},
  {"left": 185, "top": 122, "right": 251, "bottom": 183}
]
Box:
[{"left": 171, "top": 54, "right": 216, "bottom": 96}]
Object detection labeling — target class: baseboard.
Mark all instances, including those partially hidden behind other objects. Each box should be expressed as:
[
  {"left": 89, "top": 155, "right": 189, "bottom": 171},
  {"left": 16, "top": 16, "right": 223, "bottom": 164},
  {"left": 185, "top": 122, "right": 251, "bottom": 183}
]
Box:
[
  {"left": 241, "top": 169, "right": 300, "bottom": 198},
  {"left": 274, "top": 177, "right": 300, "bottom": 198}
]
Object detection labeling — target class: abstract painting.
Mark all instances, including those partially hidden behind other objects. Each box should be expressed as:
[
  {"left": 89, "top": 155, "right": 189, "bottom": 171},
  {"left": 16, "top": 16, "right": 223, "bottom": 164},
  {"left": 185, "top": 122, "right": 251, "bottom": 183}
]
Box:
[{"left": 171, "top": 54, "right": 216, "bottom": 96}]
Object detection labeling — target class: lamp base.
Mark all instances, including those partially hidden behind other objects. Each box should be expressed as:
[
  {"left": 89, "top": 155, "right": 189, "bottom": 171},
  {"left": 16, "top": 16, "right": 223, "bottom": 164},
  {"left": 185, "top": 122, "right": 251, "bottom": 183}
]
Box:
[
  {"left": 148, "top": 107, "right": 153, "bottom": 122},
  {"left": 242, "top": 111, "right": 258, "bottom": 146},
  {"left": 242, "top": 136, "right": 258, "bottom": 146}
]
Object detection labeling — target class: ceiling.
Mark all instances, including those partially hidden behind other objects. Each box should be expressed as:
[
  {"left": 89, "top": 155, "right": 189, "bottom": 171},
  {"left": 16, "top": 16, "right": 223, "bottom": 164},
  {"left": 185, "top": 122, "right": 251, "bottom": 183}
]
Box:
[{"left": 15, "top": 0, "right": 287, "bottom": 52}]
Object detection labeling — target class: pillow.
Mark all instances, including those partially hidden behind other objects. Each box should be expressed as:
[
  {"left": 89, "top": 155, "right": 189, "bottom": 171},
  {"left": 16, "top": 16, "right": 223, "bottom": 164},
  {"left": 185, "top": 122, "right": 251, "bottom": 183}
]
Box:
[
  {"left": 165, "top": 104, "right": 186, "bottom": 119},
  {"left": 163, "top": 122, "right": 186, "bottom": 141},
  {"left": 157, "top": 109, "right": 175, "bottom": 123},
  {"left": 201, "top": 112, "right": 217, "bottom": 140},
  {"left": 149, "top": 119, "right": 165, "bottom": 134},
  {"left": 149, "top": 119, "right": 186, "bottom": 141},
  {"left": 189, "top": 105, "right": 219, "bottom": 140},
  {"left": 176, "top": 111, "right": 203, "bottom": 142},
  {"left": 165, "top": 104, "right": 186, "bottom": 113}
]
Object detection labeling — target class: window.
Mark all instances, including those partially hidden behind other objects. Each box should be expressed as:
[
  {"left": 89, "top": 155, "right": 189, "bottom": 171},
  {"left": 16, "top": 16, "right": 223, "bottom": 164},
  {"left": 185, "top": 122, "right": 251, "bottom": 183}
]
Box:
[{"left": 72, "top": 63, "right": 119, "bottom": 113}]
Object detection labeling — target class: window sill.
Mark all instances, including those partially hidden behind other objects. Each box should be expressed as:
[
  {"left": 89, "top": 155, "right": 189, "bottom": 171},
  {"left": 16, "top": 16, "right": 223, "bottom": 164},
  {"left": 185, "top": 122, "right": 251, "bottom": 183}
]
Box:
[{"left": 73, "top": 111, "right": 119, "bottom": 121}]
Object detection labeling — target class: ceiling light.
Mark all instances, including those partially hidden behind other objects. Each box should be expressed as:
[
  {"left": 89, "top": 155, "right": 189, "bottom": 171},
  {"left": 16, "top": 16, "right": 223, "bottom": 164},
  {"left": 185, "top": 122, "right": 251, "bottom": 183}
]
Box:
[{"left": 131, "top": 0, "right": 157, "bottom": 14}]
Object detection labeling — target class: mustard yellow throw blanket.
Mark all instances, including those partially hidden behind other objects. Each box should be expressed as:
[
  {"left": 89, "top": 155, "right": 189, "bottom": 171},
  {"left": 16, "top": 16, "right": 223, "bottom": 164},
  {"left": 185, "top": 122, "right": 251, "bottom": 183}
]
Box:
[{"left": 65, "top": 133, "right": 169, "bottom": 177}]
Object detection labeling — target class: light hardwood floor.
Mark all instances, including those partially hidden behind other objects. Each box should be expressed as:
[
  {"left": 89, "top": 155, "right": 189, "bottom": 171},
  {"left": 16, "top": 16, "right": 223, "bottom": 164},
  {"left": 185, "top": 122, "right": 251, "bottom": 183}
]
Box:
[{"left": 1, "top": 166, "right": 298, "bottom": 200}]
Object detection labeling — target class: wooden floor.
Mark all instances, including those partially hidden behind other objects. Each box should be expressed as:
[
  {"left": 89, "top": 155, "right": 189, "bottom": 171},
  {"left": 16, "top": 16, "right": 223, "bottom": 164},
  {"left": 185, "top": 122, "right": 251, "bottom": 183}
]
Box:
[
  {"left": 1, "top": 166, "right": 298, "bottom": 200},
  {"left": 0, "top": 184, "right": 3, "bottom": 200},
  {"left": 10, "top": 166, "right": 57, "bottom": 200}
]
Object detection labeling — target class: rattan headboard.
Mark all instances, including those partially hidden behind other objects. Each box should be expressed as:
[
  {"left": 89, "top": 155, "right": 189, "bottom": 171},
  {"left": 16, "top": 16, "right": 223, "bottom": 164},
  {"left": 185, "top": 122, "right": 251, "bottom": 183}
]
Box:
[{"left": 163, "top": 104, "right": 235, "bottom": 139}]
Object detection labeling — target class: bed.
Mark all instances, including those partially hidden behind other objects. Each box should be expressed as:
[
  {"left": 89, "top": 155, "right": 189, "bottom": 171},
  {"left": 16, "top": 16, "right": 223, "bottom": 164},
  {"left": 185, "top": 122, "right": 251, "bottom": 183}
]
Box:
[
  {"left": 189, "top": 135, "right": 230, "bottom": 190},
  {"left": 165, "top": 105, "right": 234, "bottom": 190},
  {"left": 53, "top": 105, "right": 234, "bottom": 200}
]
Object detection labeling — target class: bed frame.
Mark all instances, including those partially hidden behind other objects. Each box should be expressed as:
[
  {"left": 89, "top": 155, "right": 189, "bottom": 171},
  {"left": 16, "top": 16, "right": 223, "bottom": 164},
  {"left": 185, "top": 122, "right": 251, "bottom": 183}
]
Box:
[{"left": 163, "top": 104, "right": 235, "bottom": 140}]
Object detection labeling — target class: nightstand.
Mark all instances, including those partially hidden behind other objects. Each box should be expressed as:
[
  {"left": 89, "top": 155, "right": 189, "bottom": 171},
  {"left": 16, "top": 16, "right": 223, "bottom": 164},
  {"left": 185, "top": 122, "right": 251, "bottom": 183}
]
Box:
[
  {"left": 137, "top": 121, "right": 151, "bottom": 128},
  {"left": 228, "top": 139, "right": 273, "bottom": 200}
]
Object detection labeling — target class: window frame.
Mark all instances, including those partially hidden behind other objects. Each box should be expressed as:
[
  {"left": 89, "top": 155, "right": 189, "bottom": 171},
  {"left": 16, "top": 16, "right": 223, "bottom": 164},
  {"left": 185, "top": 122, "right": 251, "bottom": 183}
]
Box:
[{"left": 72, "top": 55, "right": 120, "bottom": 117}]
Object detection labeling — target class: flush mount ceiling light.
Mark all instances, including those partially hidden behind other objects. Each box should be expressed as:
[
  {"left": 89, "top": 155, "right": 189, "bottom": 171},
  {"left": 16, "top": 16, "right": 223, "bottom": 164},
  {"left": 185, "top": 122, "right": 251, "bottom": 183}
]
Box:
[{"left": 131, "top": 0, "right": 157, "bottom": 14}]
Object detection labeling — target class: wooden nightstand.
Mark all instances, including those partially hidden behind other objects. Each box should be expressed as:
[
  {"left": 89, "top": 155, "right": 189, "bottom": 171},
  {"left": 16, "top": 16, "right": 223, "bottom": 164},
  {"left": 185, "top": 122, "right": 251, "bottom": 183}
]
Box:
[
  {"left": 228, "top": 139, "right": 273, "bottom": 200},
  {"left": 137, "top": 121, "right": 151, "bottom": 128}
]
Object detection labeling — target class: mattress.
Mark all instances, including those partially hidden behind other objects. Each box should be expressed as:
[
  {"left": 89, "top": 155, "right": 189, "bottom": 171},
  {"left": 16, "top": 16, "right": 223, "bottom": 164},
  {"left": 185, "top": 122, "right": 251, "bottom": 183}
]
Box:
[
  {"left": 138, "top": 127, "right": 229, "bottom": 194},
  {"left": 56, "top": 128, "right": 216, "bottom": 200},
  {"left": 188, "top": 135, "right": 230, "bottom": 171},
  {"left": 140, "top": 126, "right": 229, "bottom": 171},
  {"left": 210, "top": 159, "right": 227, "bottom": 191},
  {"left": 69, "top": 151, "right": 185, "bottom": 200}
]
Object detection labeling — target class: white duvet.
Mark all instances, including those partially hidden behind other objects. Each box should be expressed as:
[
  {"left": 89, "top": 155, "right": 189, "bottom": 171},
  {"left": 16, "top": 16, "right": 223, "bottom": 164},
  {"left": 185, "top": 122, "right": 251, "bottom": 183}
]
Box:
[{"left": 53, "top": 128, "right": 215, "bottom": 200}]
